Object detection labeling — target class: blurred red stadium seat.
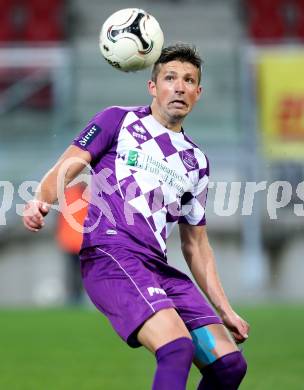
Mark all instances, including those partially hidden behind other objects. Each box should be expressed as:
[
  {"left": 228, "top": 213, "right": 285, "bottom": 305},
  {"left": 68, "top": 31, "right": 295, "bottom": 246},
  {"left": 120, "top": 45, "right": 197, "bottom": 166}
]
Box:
[
  {"left": 0, "top": 0, "right": 65, "bottom": 42},
  {"left": 246, "top": 0, "right": 285, "bottom": 41},
  {"left": 294, "top": 0, "right": 304, "bottom": 39},
  {"left": 0, "top": 0, "right": 18, "bottom": 41},
  {"left": 23, "top": 0, "right": 65, "bottom": 41},
  {"left": 0, "top": 0, "right": 65, "bottom": 111}
]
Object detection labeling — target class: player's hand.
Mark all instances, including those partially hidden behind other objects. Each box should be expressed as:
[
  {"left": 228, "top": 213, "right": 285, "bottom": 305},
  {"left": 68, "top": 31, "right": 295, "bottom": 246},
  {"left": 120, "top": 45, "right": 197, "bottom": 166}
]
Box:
[
  {"left": 221, "top": 309, "right": 250, "bottom": 344},
  {"left": 23, "top": 200, "right": 50, "bottom": 232}
]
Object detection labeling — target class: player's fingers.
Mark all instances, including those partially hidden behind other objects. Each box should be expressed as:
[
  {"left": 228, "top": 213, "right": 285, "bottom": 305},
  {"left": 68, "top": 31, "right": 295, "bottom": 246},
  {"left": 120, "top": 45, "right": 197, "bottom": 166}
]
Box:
[
  {"left": 23, "top": 216, "right": 44, "bottom": 230},
  {"left": 23, "top": 201, "right": 49, "bottom": 232},
  {"left": 23, "top": 202, "right": 39, "bottom": 218},
  {"left": 231, "top": 331, "right": 247, "bottom": 344},
  {"left": 23, "top": 218, "right": 39, "bottom": 229},
  {"left": 25, "top": 224, "right": 40, "bottom": 232},
  {"left": 233, "top": 317, "right": 249, "bottom": 338},
  {"left": 31, "top": 215, "right": 45, "bottom": 225},
  {"left": 238, "top": 328, "right": 248, "bottom": 340},
  {"left": 26, "top": 214, "right": 44, "bottom": 227},
  {"left": 39, "top": 202, "right": 50, "bottom": 216},
  {"left": 23, "top": 219, "right": 40, "bottom": 232},
  {"left": 24, "top": 201, "right": 49, "bottom": 223},
  {"left": 241, "top": 320, "right": 250, "bottom": 337}
]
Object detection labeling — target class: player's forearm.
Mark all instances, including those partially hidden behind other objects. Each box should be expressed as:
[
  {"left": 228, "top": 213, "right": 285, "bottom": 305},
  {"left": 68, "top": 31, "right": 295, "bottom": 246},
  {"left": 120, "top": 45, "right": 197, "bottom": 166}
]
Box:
[
  {"left": 182, "top": 243, "right": 233, "bottom": 317},
  {"left": 35, "top": 166, "right": 65, "bottom": 205},
  {"left": 35, "top": 145, "right": 91, "bottom": 205}
]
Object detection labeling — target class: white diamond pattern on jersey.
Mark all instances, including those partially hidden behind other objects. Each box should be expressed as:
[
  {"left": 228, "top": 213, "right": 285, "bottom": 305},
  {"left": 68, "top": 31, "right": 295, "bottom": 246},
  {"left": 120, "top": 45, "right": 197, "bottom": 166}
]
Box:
[{"left": 115, "top": 112, "right": 207, "bottom": 255}]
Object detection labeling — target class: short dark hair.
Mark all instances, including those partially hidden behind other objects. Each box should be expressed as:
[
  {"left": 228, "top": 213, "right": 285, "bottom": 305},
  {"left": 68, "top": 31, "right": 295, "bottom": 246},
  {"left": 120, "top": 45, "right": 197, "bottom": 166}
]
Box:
[{"left": 151, "top": 43, "right": 203, "bottom": 84}]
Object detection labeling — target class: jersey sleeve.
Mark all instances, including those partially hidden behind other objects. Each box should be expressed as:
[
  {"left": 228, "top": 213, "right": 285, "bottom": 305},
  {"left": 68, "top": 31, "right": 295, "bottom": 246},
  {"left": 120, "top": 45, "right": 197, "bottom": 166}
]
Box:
[
  {"left": 178, "top": 156, "right": 209, "bottom": 226},
  {"left": 72, "top": 106, "right": 127, "bottom": 163}
]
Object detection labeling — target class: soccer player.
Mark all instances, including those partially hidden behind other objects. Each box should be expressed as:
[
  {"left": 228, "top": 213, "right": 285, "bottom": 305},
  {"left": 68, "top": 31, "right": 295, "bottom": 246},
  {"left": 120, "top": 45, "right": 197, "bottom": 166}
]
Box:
[{"left": 23, "top": 44, "right": 249, "bottom": 389}]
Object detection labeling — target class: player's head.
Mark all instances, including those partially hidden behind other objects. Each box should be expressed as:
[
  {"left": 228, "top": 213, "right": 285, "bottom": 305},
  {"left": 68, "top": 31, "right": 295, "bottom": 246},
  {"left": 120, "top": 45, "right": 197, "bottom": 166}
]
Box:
[
  {"left": 151, "top": 43, "right": 202, "bottom": 84},
  {"left": 148, "top": 43, "right": 203, "bottom": 128}
]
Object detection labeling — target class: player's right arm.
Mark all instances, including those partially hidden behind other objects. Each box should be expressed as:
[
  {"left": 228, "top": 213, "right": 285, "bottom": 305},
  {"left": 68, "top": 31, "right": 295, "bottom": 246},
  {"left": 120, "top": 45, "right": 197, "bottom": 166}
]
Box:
[
  {"left": 23, "top": 106, "right": 128, "bottom": 232},
  {"left": 23, "top": 145, "right": 91, "bottom": 232}
]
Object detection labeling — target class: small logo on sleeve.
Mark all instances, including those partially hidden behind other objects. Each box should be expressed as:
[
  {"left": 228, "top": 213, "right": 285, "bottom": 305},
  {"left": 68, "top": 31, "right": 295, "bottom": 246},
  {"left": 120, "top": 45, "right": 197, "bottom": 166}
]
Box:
[{"left": 79, "top": 124, "right": 101, "bottom": 147}]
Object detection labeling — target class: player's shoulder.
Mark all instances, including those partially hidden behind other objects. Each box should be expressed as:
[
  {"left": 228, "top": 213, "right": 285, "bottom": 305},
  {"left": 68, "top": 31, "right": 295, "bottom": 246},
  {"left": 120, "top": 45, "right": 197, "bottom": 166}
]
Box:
[
  {"left": 94, "top": 105, "right": 150, "bottom": 120},
  {"left": 183, "top": 132, "right": 201, "bottom": 150}
]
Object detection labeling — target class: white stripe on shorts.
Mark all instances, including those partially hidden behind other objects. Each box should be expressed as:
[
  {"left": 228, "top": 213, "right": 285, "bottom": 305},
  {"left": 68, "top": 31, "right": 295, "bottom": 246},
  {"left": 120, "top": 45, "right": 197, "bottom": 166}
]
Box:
[
  {"left": 185, "top": 315, "right": 218, "bottom": 324},
  {"left": 96, "top": 247, "right": 155, "bottom": 313},
  {"left": 151, "top": 298, "right": 173, "bottom": 306}
]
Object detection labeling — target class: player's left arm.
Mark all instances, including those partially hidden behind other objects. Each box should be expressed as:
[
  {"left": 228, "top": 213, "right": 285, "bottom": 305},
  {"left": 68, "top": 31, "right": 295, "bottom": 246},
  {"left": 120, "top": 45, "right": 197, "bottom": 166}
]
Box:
[{"left": 179, "top": 224, "right": 250, "bottom": 343}]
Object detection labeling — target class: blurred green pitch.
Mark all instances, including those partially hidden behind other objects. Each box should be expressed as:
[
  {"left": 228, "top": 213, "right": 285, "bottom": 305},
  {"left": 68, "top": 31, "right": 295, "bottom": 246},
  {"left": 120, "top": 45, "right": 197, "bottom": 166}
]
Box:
[{"left": 1, "top": 305, "right": 303, "bottom": 389}]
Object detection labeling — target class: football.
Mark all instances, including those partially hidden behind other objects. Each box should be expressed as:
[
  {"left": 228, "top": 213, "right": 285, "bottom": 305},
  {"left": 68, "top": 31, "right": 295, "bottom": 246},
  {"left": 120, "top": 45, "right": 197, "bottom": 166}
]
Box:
[{"left": 99, "top": 8, "right": 164, "bottom": 72}]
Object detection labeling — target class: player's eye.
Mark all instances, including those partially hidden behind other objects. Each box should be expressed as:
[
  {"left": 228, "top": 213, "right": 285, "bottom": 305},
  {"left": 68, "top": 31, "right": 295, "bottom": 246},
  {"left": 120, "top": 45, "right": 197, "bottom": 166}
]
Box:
[
  {"left": 186, "top": 78, "right": 195, "bottom": 84},
  {"left": 165, "top": 75, "right": 174, "bottom": 81}
]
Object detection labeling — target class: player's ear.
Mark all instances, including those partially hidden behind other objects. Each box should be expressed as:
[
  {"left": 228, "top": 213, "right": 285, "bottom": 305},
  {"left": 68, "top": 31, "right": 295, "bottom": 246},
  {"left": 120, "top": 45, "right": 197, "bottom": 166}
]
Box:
[
  {"left": 196, "top": 85, "right": 203, "bottom": 101},
  {"left": 148, "top": 80, "right": 157, "bottom": 98}
]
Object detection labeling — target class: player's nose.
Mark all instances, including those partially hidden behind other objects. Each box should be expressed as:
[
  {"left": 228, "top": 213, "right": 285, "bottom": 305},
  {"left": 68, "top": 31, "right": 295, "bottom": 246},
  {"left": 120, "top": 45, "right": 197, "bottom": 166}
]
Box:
[{"left": 174, "top": 78, "right": 185, "bottom": 94}]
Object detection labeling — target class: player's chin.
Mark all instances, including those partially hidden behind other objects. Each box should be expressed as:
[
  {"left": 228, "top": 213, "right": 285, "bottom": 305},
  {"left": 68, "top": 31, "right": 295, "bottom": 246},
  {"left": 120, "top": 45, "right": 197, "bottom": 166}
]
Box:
[{"left": 169, "top": 107, "right": 189, "bottom": 120}]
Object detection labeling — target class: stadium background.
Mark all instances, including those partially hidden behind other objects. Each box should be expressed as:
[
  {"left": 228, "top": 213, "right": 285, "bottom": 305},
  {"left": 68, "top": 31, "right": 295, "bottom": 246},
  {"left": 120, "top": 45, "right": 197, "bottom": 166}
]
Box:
[{"left": 0, "top": 0, "right": 303, "bottom": 388}]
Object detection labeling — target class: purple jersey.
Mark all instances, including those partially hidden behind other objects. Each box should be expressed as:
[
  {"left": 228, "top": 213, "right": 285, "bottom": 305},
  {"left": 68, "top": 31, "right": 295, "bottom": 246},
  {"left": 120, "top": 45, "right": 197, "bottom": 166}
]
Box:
[{"left": 73, "top": 105, "right": 209, "bottom": 261}]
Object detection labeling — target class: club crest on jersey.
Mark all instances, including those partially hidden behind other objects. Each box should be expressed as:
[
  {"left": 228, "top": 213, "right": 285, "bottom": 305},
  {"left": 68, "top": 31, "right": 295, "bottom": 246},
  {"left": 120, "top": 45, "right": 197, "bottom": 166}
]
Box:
[
  {"left": 182, "top": 150, "right": 198, "bottom": 170},
  {"left": 78, "top": 124, "right": 101, "bottom": 147}
]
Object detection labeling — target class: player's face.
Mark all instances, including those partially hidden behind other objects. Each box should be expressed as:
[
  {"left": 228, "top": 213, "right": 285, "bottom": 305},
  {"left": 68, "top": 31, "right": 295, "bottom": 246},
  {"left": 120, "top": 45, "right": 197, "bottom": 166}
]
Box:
[{"left": 148, "top": 60, "right": 202, "bottom": 129}]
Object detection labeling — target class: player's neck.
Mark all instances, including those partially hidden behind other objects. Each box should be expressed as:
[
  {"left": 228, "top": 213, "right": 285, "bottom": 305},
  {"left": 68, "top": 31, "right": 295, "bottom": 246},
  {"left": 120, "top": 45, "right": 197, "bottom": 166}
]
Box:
[{"left": 150, "top": 103, "right": 183, "bottom": 133}]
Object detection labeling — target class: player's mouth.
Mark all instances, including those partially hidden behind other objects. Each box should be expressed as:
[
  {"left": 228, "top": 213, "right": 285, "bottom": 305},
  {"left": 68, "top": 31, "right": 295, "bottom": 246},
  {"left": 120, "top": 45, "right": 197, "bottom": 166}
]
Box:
[{"left": 170, "top": 99, "right": 188, "bottom": 108}]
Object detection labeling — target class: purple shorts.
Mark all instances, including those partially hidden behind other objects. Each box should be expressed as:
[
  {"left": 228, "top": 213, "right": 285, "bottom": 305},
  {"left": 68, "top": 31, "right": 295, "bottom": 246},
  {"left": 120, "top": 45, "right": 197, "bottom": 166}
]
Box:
[{"left": 80, "top": 245, "right": 222, "bottom": 348}]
